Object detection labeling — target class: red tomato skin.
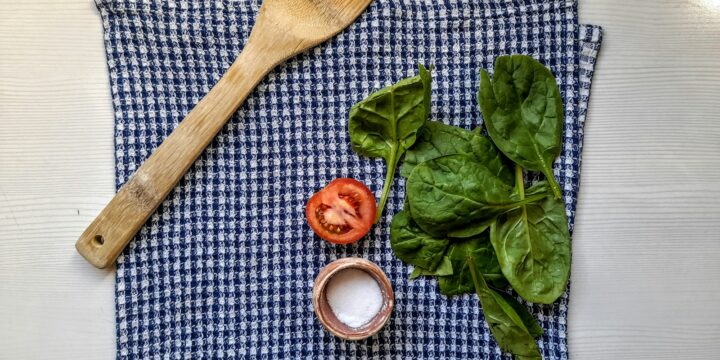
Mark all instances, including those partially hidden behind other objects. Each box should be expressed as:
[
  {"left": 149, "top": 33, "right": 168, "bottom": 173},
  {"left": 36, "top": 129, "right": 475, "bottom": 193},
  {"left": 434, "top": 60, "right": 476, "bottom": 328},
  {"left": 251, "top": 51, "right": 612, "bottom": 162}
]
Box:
[{"left": 306, "top": 178, "right": 376, "bottom": 245}]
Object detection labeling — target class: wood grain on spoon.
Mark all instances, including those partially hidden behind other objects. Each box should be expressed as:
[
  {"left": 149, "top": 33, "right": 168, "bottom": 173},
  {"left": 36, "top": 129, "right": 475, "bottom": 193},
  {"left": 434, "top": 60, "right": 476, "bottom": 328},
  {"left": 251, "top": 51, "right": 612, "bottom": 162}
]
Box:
[{"left": 75, "top": 0, "right": 373, "bottom": 268}]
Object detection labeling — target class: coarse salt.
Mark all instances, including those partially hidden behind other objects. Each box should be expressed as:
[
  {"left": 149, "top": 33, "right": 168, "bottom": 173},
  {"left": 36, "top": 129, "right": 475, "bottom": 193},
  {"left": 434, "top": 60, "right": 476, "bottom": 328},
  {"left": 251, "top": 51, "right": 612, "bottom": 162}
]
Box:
[{"left": 325, "top": 268, "right": 383, "bottom": 328}]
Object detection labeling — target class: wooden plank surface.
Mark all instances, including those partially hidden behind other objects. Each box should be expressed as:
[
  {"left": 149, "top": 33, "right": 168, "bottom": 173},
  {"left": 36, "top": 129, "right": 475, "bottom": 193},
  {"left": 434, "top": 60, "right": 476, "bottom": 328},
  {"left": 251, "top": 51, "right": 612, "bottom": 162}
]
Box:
[{"left": 1, "top": 0, "right": 719, "bottom": 358}]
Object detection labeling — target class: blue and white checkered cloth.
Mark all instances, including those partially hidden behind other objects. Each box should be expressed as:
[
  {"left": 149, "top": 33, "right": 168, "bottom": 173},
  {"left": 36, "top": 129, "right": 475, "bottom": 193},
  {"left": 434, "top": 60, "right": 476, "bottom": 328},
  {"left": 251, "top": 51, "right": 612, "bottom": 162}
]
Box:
[{"left": 96, "top": 0, "right": 602, "bottom": 358}]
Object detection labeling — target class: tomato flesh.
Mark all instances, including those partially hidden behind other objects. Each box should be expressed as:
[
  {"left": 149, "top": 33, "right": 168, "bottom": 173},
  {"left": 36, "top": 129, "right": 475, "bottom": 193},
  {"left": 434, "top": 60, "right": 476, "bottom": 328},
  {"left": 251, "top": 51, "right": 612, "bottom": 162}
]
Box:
[{"left": 306, "top": 178, "right": 376, "bottom": 244}]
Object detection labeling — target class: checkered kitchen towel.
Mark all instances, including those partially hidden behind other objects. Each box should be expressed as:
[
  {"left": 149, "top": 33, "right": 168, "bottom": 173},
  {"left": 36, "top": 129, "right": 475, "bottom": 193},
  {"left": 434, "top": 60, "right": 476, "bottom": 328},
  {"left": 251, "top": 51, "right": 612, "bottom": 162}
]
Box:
[{"left": 96, "top": 0, "right": 602, "bottom": 358}]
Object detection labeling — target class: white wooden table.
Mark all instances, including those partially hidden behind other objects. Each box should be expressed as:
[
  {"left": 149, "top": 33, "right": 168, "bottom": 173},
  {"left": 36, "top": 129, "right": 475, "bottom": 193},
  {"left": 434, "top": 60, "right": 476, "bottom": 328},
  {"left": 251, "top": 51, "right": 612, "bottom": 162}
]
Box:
[{"left": 2, "top": 0, "right": 719, "bottom": 358}]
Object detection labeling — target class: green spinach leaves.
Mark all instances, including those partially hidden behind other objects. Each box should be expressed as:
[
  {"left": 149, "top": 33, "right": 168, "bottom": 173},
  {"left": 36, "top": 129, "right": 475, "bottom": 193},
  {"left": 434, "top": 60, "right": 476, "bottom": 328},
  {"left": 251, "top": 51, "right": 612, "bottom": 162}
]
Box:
[
  {"left": 349, "top": 65, "right": 432, "bottom": 222},
  {"left": 409, "top": 256, "right": 453, "bottom": 279},
  {"left": 468, "top": 256, "right": 543, "bottom": 359},
  {"left": 437, "top": 233, "right": 508, "bottom": 295},
  {"left": 401, "top": 121, "right": 513, "bottom": 184},
  {"left": 390, "top": 211, "right": 508, "bottom": 295},
  {"left": 478, "top": 55, "right": 564, "bottom": 199},
  {"left": 389, "top": 210, "right": 449, "bottom": 271},
  {"left": 406, "top": 154, "right": 545, "bottom": 237},
  {"left": 402, "top": 121, "right": 513, "bottom": 238},
  {"left": 490, "top": 168, "right": 571, "bottom": 304},
  {"left": 352, "top": 55, "right": 571, "bottom": 359}
]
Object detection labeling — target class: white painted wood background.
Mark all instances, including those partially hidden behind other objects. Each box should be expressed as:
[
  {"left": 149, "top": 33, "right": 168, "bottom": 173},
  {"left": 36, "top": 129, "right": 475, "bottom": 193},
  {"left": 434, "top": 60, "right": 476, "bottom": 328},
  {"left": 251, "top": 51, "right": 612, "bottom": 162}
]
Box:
[{"left": 1, "top": 0, "right": 719, "bottom": 358}]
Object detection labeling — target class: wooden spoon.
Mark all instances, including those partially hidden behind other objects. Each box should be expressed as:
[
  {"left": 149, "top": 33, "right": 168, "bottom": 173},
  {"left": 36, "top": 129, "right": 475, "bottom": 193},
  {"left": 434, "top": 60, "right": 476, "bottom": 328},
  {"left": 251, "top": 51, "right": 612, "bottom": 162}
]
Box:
[{"left": 76, "top": 0, "right": 373, "bottom": 268}]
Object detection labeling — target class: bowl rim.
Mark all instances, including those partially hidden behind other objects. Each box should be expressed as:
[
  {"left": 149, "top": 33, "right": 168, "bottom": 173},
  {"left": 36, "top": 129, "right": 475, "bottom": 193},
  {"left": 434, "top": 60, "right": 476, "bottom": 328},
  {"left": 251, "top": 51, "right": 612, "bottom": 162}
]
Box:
[{"left": 312, "top": 257, "right": 395, "bottom": 341}]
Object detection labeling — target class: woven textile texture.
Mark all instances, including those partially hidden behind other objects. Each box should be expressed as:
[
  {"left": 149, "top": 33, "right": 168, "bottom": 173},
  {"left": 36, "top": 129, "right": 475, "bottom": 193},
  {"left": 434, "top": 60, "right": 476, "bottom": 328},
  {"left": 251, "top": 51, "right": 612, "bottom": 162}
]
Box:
[{"left": 96, "top": 0, "right": 603, "bottom": 358}]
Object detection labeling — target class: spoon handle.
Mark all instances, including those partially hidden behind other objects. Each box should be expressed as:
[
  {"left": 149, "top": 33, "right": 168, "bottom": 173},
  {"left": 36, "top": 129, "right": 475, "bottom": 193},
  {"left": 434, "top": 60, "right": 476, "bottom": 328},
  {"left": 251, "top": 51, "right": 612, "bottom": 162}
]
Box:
[{"left": 76, "top": 44, "right": 272, "bottom": 268}]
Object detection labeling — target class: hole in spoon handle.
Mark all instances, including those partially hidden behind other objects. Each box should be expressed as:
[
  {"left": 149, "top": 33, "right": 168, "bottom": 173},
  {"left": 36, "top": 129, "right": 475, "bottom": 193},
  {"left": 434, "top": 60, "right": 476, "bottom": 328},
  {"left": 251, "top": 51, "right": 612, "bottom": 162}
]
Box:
[
  {"left": 92, "top": 235, "right": 104, "bottom": 247},
  {"left": 75, "top": 177, "right": 159, "bottom": 269}
]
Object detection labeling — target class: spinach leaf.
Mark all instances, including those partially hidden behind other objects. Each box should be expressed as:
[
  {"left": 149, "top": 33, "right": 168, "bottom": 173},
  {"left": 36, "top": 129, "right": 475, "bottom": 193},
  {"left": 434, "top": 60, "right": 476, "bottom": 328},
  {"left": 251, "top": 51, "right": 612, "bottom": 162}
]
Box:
[
  {"left": 478, "top": 55, "right": 564, "bottom": 199},
  {"left": 406, "top": 154, "right": 546, "bottom": 236},
  {"left": 496, "top": 291, "right": 544, "bottom": 338},
  {"left": 409, "top": 256, "right": 453, "bottom": 279},
  {"left": 389, "top": 209, "right": 501, "bottom": 288},
  {"left": 490, "top": 166, "right": 571, "bottom": 304},
  {"left": 400, "top": 121, "right": 513, "bottom": 185},
  {"left": 467, "top": 256, "right": 543, "bottom": 359},
  {"left": 389, "top": 210, "right": 449, "bottom": 271},
  {"left": 401, "top": 121, "right": 514, "bottom": 238},
  {"left": 446, "top": 218, "right": 495, "bottom": 239},
  {"left": 349, "top": 64, "right": 432, "bottom": 222},
  {"left": 437, "top": 233, "right": 507, "bottom": 295}
]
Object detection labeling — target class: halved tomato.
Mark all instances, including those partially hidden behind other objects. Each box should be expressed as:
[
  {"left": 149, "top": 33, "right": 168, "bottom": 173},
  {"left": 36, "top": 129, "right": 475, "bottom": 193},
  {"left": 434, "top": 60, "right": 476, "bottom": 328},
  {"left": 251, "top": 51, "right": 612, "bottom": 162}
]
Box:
[{"left": 306, "top": 178, "right": 377, "bottom": 244}]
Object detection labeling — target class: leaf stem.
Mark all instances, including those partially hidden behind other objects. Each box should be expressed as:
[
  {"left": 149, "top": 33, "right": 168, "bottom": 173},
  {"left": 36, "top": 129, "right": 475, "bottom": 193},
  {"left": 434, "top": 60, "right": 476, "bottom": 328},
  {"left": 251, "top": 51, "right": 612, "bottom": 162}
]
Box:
[
  {"left": 499, "top": 193, "right": 547, "bottom": 211},
  {"left": 514, "top": 164, "right": 525, "bottom": 199},
  {"left": 467, "top": 255, "right": 485, "bottom": 296},
  {"left": 546, "top": 171, "right": 562, "bottom": 200},
  {"left": 375, "top": 142, "right": 399, "bottom": 223}
]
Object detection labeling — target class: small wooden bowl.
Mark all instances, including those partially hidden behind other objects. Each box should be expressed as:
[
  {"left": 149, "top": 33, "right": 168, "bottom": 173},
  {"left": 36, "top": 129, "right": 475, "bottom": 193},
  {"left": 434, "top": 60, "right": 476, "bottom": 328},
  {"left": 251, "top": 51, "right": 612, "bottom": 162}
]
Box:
[{"left": 312, "top": 258, "right": 394, "bottom": 341}]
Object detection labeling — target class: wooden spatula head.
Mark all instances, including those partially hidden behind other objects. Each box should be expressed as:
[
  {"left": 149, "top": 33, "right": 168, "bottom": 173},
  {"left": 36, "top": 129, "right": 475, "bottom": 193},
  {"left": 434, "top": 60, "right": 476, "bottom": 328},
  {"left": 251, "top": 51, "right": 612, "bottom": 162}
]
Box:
[
  {"left": 263, "top": 0, "right": 372, "bottom": 41},
  {"left": 250, "top": 0, "right": 373, "bottom": 65}
]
